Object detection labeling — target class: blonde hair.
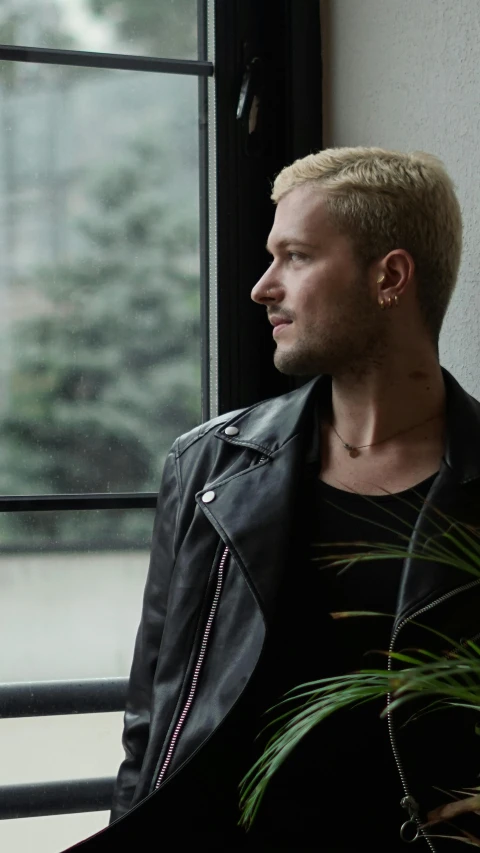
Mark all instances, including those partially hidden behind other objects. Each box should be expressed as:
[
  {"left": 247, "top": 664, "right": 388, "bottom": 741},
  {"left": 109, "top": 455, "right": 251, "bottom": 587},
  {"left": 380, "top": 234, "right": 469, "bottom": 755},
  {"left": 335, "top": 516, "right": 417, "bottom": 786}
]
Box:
[{"left": 272, "top": 147, "right": 463, "bottom": 350}]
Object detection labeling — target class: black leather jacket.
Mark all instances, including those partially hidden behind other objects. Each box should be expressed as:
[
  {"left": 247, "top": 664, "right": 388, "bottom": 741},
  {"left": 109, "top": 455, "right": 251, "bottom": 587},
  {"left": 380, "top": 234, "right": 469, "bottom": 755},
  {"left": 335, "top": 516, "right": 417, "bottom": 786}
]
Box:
[{"left": 108, "top": 366, "right": 480, "bottom": 852}]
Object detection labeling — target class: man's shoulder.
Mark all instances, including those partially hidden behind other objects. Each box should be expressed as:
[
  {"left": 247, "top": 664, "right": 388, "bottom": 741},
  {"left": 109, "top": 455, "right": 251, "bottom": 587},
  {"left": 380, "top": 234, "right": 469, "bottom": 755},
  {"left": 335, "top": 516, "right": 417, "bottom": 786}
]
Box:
[
  {"left": 173, "top": 377, "right": 320, "bottom": 458},
  {"left": 173, "top": 403, "right": 262, "bottom": 457}
]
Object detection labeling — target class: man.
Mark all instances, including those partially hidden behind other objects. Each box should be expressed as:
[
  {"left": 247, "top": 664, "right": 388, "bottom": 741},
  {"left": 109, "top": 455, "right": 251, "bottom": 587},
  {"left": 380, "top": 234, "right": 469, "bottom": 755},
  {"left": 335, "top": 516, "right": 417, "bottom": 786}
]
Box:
[{"left": 76, "top": 147, "right": 480, "bottom": 852}]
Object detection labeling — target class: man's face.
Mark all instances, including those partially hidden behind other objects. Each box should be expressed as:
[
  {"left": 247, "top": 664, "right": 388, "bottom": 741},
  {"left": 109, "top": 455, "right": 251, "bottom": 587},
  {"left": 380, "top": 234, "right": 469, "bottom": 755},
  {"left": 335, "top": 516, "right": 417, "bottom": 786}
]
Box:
[{"left": 251, "top": 184, "right": 389, "bottom": 378}]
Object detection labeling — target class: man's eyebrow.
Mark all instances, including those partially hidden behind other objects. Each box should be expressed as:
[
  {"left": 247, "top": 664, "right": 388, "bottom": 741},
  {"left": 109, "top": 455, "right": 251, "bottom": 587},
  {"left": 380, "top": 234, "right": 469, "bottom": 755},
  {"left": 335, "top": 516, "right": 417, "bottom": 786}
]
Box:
[{"left": 265, "top": 238, "right": 317, "bottom": 253}]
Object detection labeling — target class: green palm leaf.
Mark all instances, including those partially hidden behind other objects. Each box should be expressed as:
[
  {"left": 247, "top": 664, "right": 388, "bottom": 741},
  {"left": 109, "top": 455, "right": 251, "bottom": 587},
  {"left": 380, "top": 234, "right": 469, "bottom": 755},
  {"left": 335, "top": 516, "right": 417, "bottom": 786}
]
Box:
[{"left": 238, "top": 490, "right": 480, "bottom": 846}]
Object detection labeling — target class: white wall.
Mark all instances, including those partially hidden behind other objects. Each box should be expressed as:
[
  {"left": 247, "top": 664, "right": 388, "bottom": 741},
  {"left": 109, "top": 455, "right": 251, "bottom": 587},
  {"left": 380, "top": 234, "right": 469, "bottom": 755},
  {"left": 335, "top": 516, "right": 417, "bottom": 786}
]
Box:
[{"left": 320, "top": 0, "right": 480, "bottom": 398}]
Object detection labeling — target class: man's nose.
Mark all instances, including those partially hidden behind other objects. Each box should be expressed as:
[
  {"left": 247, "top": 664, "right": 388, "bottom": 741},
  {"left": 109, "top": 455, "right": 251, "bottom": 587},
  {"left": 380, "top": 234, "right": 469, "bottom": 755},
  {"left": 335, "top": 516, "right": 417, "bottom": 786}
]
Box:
[{"left": 251, "top": 265, "right": 281, "bottom": 304}]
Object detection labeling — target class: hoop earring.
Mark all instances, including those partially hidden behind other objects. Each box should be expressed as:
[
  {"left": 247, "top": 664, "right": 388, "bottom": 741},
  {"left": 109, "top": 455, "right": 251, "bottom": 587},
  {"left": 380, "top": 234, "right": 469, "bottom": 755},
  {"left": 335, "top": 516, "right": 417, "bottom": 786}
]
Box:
[{"left": 378, "top": 295, "right": 400, "bottom": 309}]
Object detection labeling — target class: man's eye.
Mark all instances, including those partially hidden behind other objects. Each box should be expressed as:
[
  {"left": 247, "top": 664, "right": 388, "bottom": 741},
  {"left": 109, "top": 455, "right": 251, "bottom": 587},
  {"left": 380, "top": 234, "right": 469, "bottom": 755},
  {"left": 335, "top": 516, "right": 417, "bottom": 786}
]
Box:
[{"left": 288, "top": 252, "right": 304, "bottom": 262}]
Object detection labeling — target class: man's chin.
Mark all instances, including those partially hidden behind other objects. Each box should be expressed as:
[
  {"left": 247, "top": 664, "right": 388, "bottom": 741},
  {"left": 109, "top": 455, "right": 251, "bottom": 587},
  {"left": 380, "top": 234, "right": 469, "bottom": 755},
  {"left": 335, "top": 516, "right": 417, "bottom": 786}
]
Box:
[{"left": 273, "top": 353, "right": 320, "bottom": 377}]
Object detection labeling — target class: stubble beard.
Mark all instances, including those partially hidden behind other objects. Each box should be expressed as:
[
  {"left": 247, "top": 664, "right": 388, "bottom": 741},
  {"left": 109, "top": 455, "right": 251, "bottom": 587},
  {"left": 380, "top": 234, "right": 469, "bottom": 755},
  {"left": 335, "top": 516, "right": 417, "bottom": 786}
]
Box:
[{"left": 273, "top": 282, "right": 390, "bottom": 380}]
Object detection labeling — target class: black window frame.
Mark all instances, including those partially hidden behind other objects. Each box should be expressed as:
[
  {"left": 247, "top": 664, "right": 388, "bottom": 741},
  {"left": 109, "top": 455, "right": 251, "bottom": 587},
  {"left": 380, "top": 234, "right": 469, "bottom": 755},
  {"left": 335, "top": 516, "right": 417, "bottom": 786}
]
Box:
[
  {"left": 0, "top": 0, "right": 322, "bottom": 821},
  {"left": 214, "top": 0, "right": 323, "bottom": 414}
]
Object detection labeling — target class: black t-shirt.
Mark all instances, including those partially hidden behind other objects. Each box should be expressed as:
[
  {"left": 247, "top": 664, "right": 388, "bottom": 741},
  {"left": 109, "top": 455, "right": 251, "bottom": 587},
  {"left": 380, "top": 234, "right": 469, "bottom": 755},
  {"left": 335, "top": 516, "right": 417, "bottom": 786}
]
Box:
[{"left": 234, "top": 464, "right": 438, "bottom": 852}]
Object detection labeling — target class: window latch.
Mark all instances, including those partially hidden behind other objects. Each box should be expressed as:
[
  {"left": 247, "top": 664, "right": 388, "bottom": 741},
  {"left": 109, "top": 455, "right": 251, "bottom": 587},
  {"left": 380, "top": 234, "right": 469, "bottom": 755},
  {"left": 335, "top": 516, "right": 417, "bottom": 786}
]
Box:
[{"left": 236, "top": 56, "right": 261, "bottom": 128}]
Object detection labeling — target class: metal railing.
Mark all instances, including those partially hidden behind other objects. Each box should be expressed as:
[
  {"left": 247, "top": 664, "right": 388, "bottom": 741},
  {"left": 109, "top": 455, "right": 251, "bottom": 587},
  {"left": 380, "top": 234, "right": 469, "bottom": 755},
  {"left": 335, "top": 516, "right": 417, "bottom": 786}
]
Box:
[
  {"left": 0, "top": 678, "right": 128, "bottom": 819},
  {"left": 0, "top": 779, "right": 116, "bottom": 820}
]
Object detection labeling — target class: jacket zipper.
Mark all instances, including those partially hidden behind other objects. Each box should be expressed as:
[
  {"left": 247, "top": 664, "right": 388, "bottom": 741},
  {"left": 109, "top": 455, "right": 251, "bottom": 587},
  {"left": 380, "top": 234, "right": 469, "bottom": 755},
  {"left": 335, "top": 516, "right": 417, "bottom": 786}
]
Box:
[
  {"left": 154, "top": 545, "right": 230, "bottom": 789},
  {"left": 388, "top": 577, "right": 480, "bottom": 851}
]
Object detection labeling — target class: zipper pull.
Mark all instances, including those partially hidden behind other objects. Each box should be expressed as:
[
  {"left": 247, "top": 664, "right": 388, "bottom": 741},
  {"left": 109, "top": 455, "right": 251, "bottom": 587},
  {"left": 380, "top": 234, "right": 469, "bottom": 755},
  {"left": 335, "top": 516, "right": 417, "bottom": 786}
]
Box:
[{"left": 400, "top": 795, "right": 421, "bottom": 842}]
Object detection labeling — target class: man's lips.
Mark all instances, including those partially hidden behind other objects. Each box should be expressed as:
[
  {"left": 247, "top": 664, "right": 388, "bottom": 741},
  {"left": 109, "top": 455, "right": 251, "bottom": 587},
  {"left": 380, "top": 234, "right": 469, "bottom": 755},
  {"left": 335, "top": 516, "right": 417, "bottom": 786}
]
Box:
[
  {"left": 268, "top": 316, "right": 292, "bottom": 335},
  {"left": 272, "top": 321, "right": 292, "bottom": 336},
  {"left": 269, "top": 315, "right": 292, "bottom": 328}
]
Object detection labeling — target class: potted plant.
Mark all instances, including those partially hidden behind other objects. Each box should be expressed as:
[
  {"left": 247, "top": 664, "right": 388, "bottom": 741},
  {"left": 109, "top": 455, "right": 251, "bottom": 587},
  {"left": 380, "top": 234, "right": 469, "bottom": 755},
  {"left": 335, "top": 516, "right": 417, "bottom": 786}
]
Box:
[{"left": 238, "top": 490, "right": 480, "bottom": 847}]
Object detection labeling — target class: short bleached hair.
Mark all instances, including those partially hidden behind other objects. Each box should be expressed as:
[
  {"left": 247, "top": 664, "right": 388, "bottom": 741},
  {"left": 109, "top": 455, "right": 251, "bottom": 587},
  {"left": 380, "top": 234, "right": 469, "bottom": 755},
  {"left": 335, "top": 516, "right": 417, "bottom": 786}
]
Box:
[{"left": 272, "top": 147, "right": 463, "bottom": 350}]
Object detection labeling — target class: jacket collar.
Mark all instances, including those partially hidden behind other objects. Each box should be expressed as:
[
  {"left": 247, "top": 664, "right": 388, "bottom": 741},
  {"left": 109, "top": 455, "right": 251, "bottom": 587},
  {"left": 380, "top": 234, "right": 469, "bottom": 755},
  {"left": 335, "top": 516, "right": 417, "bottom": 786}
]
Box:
[
  {"left": 216, "top": 366, "right": 480, "bottom": 486},
  {"left": 395, "top": 367, "right": 480, "bottom": 623},
  {"left": 214, "top": 373, "right": 325, "bottom": 461},
  {"left": 441, "top": 366, "right": 480, "bottom": 483}
]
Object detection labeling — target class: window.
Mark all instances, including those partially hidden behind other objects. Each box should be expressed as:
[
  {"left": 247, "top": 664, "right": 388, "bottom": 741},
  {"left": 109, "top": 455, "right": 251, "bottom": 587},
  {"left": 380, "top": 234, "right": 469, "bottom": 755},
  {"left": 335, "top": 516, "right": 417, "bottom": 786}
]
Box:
[{"left": 0, "top": 1, "right": 321, "bottom": 850}]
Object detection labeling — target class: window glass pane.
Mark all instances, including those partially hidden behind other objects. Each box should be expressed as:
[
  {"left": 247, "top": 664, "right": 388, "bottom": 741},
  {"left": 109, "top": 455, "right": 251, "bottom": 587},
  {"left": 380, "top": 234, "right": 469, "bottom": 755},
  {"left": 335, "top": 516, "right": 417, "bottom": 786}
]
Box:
[
  {"left": 0, "top": 713, "right": 121, "bottom": 850},
  {"left": 0, "top": 509, "right": 152, "bottom": 680},
  {"left": 0, "top": 61, "right": 201, "bottom": 494},
  {"left": 0, "top": 811, "right": 109, "bottom": 853},
  {"left": 0, "top": 508, "right": 152, "bottom": 848},
  {"left": 0, "top": 713, "right": 123, "bottom": 784},
  {"left": 0, "top": 0, "right": 198, "bottom": 60}
]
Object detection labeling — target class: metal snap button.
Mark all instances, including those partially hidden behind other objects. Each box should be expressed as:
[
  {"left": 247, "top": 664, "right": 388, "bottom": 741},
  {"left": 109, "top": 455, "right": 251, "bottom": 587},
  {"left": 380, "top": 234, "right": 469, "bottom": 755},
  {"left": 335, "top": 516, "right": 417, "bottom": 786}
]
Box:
[
  {"left": 224, "top": 426, "right": 239, "bottom": 436},
  {"left": 202, "top": 490, "right": 216, "bottom": 503}
]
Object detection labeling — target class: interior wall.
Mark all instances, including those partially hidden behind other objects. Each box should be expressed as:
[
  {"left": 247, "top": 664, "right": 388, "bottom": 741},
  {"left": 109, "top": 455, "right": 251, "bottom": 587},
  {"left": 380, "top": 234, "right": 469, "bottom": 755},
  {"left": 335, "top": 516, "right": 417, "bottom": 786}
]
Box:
[{"left": 320, "top": 0, "right": 480, "bottom": 398}]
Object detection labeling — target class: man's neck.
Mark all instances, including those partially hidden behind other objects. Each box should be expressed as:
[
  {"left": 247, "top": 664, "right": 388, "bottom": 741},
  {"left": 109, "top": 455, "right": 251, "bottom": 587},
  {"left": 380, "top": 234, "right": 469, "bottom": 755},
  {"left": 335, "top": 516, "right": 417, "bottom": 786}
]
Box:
[{"left": 326, "top": 362, "right": 447, "bottom": 453}]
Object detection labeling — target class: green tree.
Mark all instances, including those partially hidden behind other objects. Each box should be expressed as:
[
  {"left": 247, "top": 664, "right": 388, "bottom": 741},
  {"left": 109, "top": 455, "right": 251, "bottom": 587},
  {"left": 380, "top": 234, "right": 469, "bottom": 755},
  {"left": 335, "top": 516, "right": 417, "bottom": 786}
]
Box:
[
  {"left": 88, "top": 0, "right": 198, "bottom": 59},
  {"left": 0, "top": 136, "right": 200, "bottom": 547},
  {"left": 0, "top": 1, "right": 77, "bottom": 53}
]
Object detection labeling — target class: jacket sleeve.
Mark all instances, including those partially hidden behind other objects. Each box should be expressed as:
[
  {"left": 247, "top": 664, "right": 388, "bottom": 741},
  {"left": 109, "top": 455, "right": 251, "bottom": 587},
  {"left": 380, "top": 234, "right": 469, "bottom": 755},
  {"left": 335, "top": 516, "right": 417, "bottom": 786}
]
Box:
[{"left": 109, "top": 443, "right": 181, "bottom": 823}]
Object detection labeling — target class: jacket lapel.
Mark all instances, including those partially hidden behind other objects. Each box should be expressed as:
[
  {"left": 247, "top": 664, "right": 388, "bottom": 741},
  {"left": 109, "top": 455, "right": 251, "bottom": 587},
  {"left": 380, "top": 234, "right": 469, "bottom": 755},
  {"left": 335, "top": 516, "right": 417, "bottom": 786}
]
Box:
[{"left": 197, "top": 376, "right": 324, "bottom": 625}]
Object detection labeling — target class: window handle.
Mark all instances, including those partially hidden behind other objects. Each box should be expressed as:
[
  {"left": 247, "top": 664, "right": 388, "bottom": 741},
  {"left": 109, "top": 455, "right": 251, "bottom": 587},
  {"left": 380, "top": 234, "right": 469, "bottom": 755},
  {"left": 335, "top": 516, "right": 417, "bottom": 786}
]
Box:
[{"left": 236, "top": 56, "right": 260, "bottom": 125}]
